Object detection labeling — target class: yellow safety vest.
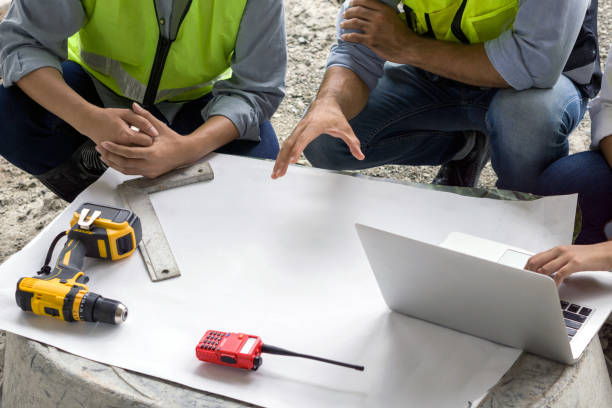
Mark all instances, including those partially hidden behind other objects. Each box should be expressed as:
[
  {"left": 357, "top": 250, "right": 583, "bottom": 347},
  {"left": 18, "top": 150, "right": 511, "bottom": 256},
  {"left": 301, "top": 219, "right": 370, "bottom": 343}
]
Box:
[
  {"left": 68, "top": 0, "right": 247, "bottom": 106},
  {"left": 402, "top": 0, "right": 519, "bottom": 44}
]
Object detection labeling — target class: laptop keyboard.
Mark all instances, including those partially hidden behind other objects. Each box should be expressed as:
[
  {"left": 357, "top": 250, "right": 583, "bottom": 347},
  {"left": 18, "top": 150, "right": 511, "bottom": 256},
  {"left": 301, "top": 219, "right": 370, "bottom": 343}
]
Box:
[{"left": 560, "top": 300, "right": 593, "bottom": 339}]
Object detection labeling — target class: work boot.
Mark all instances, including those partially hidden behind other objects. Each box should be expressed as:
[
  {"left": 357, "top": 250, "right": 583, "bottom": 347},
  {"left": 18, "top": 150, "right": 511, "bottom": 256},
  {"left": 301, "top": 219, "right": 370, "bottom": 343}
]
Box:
[
  {"left": 432, "top": 131, "right": 490, "bottom": 188},
  {"left": 35, "top": 140, "right": 108, "bottom": 202}
]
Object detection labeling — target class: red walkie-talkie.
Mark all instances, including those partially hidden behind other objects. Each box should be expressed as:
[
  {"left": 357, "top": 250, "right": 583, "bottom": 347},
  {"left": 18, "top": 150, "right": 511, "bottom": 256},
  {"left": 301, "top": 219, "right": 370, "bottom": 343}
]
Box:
[{"left": 196, "top": 330, "right": 365, "bottom": 371}]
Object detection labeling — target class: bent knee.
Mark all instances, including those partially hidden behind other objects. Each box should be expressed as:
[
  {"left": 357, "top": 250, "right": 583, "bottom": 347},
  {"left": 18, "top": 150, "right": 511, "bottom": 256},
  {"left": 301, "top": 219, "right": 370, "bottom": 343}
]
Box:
[{"left": 303, "top": 134, "right": 358, "bottom": 171}]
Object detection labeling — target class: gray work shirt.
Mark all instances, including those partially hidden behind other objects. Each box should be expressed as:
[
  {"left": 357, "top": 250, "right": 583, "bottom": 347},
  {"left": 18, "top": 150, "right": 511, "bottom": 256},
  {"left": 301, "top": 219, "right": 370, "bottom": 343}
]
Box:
[
  {"left": 328, "top": 0, "right": 589, "bottom": 91},
  {"left": 0, "top": 0, "right": 287, "bottom": 142}
]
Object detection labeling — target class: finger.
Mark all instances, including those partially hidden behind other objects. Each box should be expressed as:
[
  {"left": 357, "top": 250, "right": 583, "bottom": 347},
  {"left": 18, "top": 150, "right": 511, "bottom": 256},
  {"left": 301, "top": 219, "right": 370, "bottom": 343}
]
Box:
[
  {"left": 326, "top": 127, "right": 365, "bottom": 161},
  {"left": 553, "top": 264, "right": 575, "bottom": 287},
  {"left": 349, "top": 0, "right": 385, "bottom": 10},
  {"left": 343, "top": 6, "right": 375, "bottom": 21},
  {"left": 347, "top": 0, "right": 385, "bottom": 11},
  {"left": 121, "top": 124, "right": 154, "bottom": 147},
  {"left": 100, "top": 142, "right": 151, "bottom": 159},
  {"left": 123, "top": 110, "right": 159, "bottom": 138},
  {"left": 537, "top": 255, "right": 569, "bottom": 277},
  {"left": 340, "top": 18, "right": 370, "bottom": 32},
  {"left": 341, "top": 32, "right": 369, "bottom": 45},
  {"left": 272, "top": 138, "right": 297, "bottom": 179},
  {"left": 132, "top": 103, "right": 165, "bottom": 129},
  {"left": 98, "top": 152, "right": 143, "bottom": 176},
  {"left": 525, "top": 248, "right": 559, "bottom": 271}
]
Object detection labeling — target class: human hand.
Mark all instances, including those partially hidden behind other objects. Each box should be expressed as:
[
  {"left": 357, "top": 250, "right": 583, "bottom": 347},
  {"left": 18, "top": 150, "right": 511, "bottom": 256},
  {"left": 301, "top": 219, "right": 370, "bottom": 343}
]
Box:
[
  {"left": 340, "top": 0, "right": 417, "bottom": 63},
  {"left": 525, "top": 242, "right": 612, "bottom": 286},
  {"left": 96, "top": 103, "right": 194, "bottom": 178},
  {"left": 271, "top": 98, "right": 364, "bottom": 179},
  {"left": 82, "top": 106, "right": 158, "bottom": 148}
]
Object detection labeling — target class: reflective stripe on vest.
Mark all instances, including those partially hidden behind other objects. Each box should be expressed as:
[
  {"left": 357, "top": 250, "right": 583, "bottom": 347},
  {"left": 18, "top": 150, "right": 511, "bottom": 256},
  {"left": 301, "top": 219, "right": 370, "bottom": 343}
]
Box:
[
  {"left": 402, "top": 0, "right": 518, "bottom": 44},
  {"left": 68, "top": 0, "right": 247, "bottom": 104},
  {"left": 79, "top": 50, "right": 230, "bottom": 103}
]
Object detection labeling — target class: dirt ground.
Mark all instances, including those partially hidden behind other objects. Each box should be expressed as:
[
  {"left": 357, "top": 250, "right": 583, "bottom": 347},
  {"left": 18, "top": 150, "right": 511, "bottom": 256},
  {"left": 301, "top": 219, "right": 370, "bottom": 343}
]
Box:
[{"left": 0, "top": 0, "right": 611, "bottom": 397}]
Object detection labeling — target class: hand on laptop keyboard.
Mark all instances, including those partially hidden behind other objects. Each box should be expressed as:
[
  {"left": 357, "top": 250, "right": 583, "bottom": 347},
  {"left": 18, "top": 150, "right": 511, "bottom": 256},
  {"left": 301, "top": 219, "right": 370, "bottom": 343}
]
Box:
[{"left": 524, "top": 242, "right": 612, "bottom": 286}]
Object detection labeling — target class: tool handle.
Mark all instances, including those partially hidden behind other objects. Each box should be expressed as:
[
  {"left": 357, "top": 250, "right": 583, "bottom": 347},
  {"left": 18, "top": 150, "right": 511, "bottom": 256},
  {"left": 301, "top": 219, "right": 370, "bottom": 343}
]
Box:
[{"left": 50, "top": 239, "right": 87, "bottom": 281}]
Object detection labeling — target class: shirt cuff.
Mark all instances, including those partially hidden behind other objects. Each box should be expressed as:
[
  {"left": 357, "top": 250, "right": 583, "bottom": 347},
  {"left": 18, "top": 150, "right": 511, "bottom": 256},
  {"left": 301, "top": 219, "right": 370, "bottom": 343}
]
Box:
[
  {"left": 327, "top": 54, "right": 379, "bottom": 91},
  {"left": 1, "top": 46, "right": 62, "bottom": 87},
  {"left": 589, "top": 102, "right": 612, "bottom": 149},
  {"left": 484, "top": 31, "right": 534, "bottom": 91},
  {"left": 201, "top": 95, "right": 260, "bottom": 142}
]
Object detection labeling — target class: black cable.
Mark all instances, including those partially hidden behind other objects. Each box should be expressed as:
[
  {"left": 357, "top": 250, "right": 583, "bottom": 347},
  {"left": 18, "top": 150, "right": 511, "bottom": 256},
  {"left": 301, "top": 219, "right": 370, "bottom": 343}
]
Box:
[
  {"left": 261, "top": 344, "right": 365, "bottom": 371},
  {"left": 37, "top": 231, "right": 68, "bottom": 275}
]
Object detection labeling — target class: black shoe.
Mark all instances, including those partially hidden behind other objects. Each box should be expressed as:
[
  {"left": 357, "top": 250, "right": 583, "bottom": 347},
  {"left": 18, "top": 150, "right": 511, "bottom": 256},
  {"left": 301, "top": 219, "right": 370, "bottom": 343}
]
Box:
[
  {"left": 432, "top": 131, "right": 490, "bottom": 188},
  {"left": 35, "top": 141, "right": 107, "bottom": 202}
]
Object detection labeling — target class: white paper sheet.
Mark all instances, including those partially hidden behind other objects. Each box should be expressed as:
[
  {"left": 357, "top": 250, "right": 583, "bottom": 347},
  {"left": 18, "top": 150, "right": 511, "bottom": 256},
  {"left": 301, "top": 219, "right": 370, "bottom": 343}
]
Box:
[{"left": 0, "top": 154, "right": 578, "bottom": 407}]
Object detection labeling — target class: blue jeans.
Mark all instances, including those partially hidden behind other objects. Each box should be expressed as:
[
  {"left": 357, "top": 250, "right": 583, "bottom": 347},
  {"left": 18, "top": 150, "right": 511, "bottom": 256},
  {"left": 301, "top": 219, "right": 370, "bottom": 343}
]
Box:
[
  {"left": 305, "top": 64, "right": 587, "bottom": 193},
  {"left": 0, "top": 61, "right": 280, "bottom": 176},
  {"left": 536, "top": 151, "right": 612, "bottom": 244}
]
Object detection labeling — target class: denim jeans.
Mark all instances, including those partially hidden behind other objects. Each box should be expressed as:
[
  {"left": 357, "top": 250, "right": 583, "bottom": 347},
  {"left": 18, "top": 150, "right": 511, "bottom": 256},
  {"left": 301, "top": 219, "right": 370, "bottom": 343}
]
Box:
[
  {"left": 536, "top": 150, "right": 612, "bottom": 244},
  {"left": 0, "top": 61, "right": 280, "bottom": 176},
  {"left": 304, "top": 64, "right": 587, "bottom": 193}
]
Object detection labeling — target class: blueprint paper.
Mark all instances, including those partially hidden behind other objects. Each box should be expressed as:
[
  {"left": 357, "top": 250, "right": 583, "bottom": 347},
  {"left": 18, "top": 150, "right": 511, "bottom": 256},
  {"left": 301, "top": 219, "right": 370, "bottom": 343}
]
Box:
[{"left": 0, "top": 154, "right": 578, "bottom": 407}]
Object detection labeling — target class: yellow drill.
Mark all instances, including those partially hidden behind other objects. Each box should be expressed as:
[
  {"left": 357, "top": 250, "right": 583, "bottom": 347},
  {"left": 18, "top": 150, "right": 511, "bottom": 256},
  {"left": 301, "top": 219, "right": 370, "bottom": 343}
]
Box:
[{"left": 15, "top": 203, "right": 142, "bottom": 325}]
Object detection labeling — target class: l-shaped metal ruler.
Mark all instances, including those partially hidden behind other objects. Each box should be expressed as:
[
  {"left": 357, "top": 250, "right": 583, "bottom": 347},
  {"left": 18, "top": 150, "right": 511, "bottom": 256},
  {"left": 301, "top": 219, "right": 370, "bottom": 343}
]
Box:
[{"left": 118, "top": 162, "right": 214, "bottom": 282}]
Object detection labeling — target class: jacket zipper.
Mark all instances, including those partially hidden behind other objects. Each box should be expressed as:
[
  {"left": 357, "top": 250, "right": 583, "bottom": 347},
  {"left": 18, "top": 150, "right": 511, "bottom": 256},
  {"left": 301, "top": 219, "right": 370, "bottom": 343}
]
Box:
[
  {"left": 451, "top": 0, "right": 470, "bottom": 44},
  {"left": 142, "top": 0, "right": 194, "bottom": 108}
]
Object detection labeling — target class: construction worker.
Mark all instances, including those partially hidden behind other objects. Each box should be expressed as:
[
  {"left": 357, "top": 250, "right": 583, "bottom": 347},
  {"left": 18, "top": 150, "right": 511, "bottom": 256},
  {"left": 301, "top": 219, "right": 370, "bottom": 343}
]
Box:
[
  {"left": 0, "top": 0, "right": 286, "bottom": 201},
  {"left": 272, "top": 0, "right": 601, "bottom": 195}
]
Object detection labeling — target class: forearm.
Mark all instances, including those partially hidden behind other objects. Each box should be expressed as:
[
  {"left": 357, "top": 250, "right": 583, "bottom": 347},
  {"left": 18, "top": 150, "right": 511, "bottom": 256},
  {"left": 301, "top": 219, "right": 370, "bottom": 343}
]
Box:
[
  {"left": 16, "top": 67, "right": 98, "bottom": 134},
  {"left": 315, "top": 66, "right": 370, "bottom": 120},
  {"left": 182, "top": 116, "right": 239, "bottom": 163},
  {"left": 404, "top": 38, "right": 509, "bottom": 88},
  {"left": 601, "top": 136, "right": 612, "bottom": 168}
]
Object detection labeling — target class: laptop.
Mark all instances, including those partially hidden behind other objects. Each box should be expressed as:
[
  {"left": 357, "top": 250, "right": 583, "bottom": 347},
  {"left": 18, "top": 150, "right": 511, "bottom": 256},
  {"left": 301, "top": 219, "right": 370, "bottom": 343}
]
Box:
[{"left": 355, "top": 224, "right": 612, "bottom": 364}]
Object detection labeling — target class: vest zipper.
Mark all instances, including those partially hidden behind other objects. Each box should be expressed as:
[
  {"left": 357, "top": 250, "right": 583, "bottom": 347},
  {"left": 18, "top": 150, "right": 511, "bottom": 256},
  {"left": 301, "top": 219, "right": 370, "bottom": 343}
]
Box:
[
  {"left": 143, "top": 0, "right": 194, "bottom": 108},
  {"left": 143, "top": 36, "right": 172, "bottom": 108},
  {"left": 451, "top": 0, "right": 470, "bottom": 44}
]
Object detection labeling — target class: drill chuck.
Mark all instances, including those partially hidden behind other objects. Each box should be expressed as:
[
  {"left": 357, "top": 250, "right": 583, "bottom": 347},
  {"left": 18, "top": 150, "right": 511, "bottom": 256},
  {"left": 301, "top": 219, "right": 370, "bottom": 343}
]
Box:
[{"left": 80, "top": 292, "right": 128, "bottom": 325}]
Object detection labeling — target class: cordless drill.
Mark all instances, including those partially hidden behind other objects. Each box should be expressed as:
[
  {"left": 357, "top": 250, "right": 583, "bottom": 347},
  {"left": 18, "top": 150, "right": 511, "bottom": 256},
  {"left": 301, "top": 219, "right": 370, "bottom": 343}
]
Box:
[{"left": 15, "top": 203, "right": 142, "bottom": 325}]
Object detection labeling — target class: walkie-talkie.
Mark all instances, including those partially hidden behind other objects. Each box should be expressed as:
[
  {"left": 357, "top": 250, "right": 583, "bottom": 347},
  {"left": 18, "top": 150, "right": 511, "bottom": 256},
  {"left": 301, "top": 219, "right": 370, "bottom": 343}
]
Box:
[{"left": 196, "top": 330, "right": 365, "bottom": 371}]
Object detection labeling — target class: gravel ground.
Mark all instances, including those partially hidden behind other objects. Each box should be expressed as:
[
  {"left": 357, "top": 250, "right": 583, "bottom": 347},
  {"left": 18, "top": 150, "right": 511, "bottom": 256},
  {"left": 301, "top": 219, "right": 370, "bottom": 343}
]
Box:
[{"left": 0, "top": 0, "right": 611, "bottom": 397}]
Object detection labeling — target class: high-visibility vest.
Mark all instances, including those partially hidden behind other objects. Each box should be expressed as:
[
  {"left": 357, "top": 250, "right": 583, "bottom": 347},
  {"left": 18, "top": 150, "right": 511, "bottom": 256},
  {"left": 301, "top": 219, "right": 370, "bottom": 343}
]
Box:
[
  {"left": 402, "top": 0, "right": 518, "bottom": 44},
  {"left": 68, "top": 0, "right": 247, "bottom": 107}
]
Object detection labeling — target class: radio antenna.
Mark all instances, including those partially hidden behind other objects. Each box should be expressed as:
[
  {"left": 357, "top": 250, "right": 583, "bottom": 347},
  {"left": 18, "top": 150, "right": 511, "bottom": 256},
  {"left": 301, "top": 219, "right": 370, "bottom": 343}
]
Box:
[{"left": 261, "top": 344, "right": 365, "bottom": 371}]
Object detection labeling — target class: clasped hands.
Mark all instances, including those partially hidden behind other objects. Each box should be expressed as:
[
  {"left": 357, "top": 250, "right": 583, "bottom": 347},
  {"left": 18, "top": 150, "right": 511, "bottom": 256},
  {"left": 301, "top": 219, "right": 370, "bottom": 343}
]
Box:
[{"left": 84, "top": 103, "right": 190, "bottom": 179}]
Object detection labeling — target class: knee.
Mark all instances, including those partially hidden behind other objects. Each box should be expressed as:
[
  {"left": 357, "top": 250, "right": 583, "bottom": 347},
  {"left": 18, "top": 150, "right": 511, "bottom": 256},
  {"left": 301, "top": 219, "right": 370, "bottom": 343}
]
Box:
[
  {"left": 303, "top": 134, "right": 354, "bottom": 171},
  {"left": 0, "top": 86, "right": 30, "bottom": 150},
  {"left": 487, "top": 88, "right": 575, "bottom": 152}
]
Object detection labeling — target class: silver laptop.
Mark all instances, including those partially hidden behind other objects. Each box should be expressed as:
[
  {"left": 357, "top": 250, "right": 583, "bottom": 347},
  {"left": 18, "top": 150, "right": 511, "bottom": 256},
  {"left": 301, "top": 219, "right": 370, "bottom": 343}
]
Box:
[{"left": 355, "top": 224, "right": 612, "bottom": 364}]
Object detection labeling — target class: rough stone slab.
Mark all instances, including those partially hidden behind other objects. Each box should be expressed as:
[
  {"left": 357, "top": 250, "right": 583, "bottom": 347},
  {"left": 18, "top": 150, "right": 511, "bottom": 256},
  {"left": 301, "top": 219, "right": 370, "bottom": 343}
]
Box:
[
  {"left": 0, "top": 331, "right": 4, "bottom": 407},
  {"left": 478, "top": 336, "right": 612, "bottom": 407},
  {"left": 2, "top": 333, "right": 256, "bottom": 408},
  {"left": 2, "top": 332, "right": 612, "bottom": 408}
]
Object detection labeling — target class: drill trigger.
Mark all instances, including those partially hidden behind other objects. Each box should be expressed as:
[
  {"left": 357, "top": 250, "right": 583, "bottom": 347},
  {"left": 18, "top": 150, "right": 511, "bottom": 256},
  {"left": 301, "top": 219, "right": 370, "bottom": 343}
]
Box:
[{"left": 76, "top": 274, "right": 90, "bottom": 284}]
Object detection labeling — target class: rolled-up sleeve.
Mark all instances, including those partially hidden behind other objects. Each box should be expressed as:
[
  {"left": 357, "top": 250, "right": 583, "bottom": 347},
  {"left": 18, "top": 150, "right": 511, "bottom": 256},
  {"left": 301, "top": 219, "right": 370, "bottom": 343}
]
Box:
[
  {"left": 484, "top": 0, "right": 588, "bottom": 90},
  {"left": 0, "top": 0, "right": 84, "bottom": 87},
  {"left": 200, "top": 0, "right": 286, "bottom": 142},
  {"left": 589, "top": 47, "right": 612, "bottom": 149},
  {"left": 326, "top": 0, "right": 395, "bottom": 91}
]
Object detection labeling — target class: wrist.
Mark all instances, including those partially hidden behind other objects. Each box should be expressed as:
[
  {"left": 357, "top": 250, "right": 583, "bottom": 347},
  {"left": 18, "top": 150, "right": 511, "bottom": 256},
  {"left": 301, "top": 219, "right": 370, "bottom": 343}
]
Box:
[
  {"left": 402, "top": 35, "right": 426, "bottom": 66},
  {"left": 311, "top": 96, "right": 343, "bottom": 115},
  {"left": 604, "top": 241, "right": 612, "bottom": 271},
  {"left": 72, "top": 103, "right": 102, "bottom": 137}
]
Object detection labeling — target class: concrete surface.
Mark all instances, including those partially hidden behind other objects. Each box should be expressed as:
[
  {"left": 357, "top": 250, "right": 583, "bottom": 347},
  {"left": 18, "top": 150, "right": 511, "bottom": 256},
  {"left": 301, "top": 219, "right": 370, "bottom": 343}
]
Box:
[{"left": 2, "top": 333, "right": 611, "bottom": 408}]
